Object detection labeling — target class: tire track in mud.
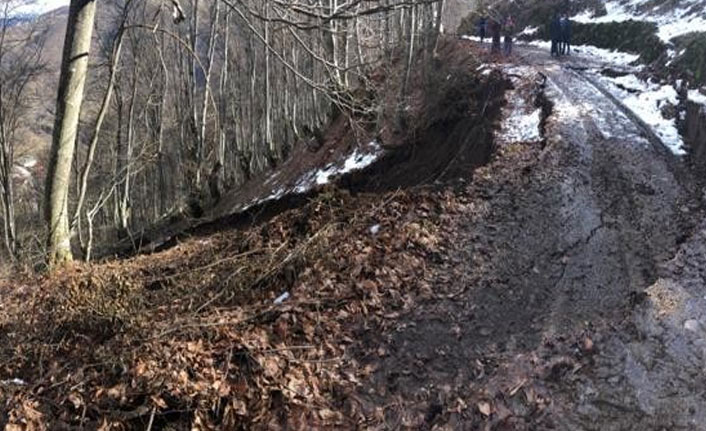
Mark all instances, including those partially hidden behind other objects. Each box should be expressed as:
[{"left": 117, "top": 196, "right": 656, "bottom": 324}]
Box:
[
  {"left": 534, "top": 58, "right": 704, "bottom": 430},
  {"left": 354, "top": 49, "right": 703, "bottom": 429},
  {"left": 538, "top": 63, "right": 683, "bottom": 335}
]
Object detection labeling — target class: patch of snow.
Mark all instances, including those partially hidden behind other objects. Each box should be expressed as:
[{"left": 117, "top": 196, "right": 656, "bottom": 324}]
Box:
[
  {"left": 273, "top": 292, "right": 290, "bottom": 305},
  {"left": 292, "top": 141, "right": 382, "bottom": 194},
  {"left": 688, "top": 89, "right": 706, "bottom": 106},
  {"left": 684, "top": 319, "right": 701, "bottom": 332},
  {"left": 311, "top": 142, "right": 382, "bottom": 186},
  {"left": 461, "top": 35, "right": 481, "bottom": 42},
  {"left": 573, "top": 1, "right": 636, "bottom": 24},
  {"left": 524, "top": 40, "right": 641, "bottom": 67},
  {"left": 1, "top": 378, "right": 27, "bottom": 386},
  {"left": 519, "top": 26, "right": 539, "bottom": 36},
  {"left": 499, "top": 107, "right": 543, "bottom": 144},
  {"left": 597, "top": 73, "right": 685, "bottom": 155},
  {"left": 237, "top": 141, "right": 383, "bottom": 213},
  {"left": 19, "top": 157, "right": 37, "bottom": 169},
  {"left": 611, "top": 74, "right": 650, "bottom": 92},
  {"left": 497, "top": 66, "right": 543, "bottom": 145},
  {"left": 572, "top": 46, "right": 641, "bottom": 67},
  {"left": 370, "top": 224, "right": 381, "bottom": 235},
  {"left": 656, "top": 14, "right": 706, "bottom": 43},
  {"left": 11, "top": 165, "right": 32, "bottom": 180},
  {"left": 624, "top": 85, "right": 683, "bottom": 155}
]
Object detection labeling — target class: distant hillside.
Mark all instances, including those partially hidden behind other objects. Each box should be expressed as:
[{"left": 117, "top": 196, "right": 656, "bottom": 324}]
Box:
[
  {"left": 2, "top": 6, "right": 68, "bottom": 161},
  {"left": 11, "top": 0, "right": 68, "bottom": 17}
]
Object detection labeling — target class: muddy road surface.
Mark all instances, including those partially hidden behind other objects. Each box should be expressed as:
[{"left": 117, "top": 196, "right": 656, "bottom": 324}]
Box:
[{"left": 354, "top": 47, "right": 705, "bottom": 430}]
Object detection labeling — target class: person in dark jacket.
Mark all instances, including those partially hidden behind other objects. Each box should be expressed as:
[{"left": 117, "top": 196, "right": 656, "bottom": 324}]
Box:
[
  {"left": 560, "top": 14, "right": 572, "bottom": 55},
  {"left": 479, "top": 16, "right": 488, "bottom": 43},
  {"left": 550, "top": 13, "right": 561, "bottom": 57},
  {"left": 490, "top": 17, "right": 502, "bottom": 54},
  {"left": 503, "top": 15, "right": 516, "bottom": 55}
]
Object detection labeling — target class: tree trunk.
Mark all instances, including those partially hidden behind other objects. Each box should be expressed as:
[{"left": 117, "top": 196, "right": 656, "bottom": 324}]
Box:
[{"left": 44, "top": 0, "right": 97, "bottom": 267}]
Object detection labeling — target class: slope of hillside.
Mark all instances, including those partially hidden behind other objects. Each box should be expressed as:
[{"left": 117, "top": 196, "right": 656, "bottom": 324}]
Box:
[{"left": 0, "top": 39, "right": 511, "bottom": 429}]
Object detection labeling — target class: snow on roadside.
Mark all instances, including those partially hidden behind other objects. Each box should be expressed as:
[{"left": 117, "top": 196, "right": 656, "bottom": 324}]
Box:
[
  {"left": 497, "top": 66, "right": 543, "bottom": 145},
  {"left": 594, "top": 73, "right": 685, "bottom": 155},
  {"left": 499, "top": 107, "right": 542, "bottom": 144},
  {"left": 524, "top": 40, "right": 641, "bottom": 68}
]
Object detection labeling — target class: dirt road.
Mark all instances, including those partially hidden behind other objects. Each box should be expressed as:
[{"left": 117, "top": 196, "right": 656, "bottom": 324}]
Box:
[{"left": 356, "top": 47, "right": 705, "bottom": 429}]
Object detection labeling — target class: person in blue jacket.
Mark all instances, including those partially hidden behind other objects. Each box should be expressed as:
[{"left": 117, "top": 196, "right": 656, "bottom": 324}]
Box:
[
  {"left": 550, "top": 13, "right": 561, "bottom": 57},
  {"left": 560, "top": 14, "right": 572, "bottom": 55},
  {"left": 479, "top": 16, "right": 488, "bottom": 43}
]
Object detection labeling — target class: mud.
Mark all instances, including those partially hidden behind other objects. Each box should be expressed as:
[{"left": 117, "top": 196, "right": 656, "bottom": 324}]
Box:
[
  {"left": 78, "top": 41, "right": 706, "bottom": 430},
  {"left": 351, "top": 46, "right": 705, "bottom": 429}
]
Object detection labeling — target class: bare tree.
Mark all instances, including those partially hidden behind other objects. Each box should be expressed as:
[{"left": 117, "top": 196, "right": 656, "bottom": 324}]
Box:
[
  {"left": 44, "top": 0, "right": 97, "bottom": 267},
  {"left": 33, "top": 0, "right": 444, "bottom": 260}
]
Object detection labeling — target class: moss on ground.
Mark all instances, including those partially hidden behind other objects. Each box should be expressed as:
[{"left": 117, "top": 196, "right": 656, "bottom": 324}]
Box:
[
  {"left": 672, "top": 32, "right": 706, "bottom": 86},
  {"left": 573, "top": 21, "right": 665, "bottom": 63}
]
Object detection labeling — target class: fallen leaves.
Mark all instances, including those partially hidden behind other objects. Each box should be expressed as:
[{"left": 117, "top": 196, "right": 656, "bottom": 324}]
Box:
[{"left": 0, "top": 187, "right": 461, "bottom": 429}]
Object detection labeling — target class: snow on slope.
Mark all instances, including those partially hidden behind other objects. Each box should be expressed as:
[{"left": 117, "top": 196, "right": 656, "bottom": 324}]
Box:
[
  {"left": 573, "top": 0, "right": 706, "bottom": 43},
  {"left": 237, "top": 141, "right": 384, "bottom": 212},
  {"left": 11, "top": 0, "right": 68, "bottom": 17}
]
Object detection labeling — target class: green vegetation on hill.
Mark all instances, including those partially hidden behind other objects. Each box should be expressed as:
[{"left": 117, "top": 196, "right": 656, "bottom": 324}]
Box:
[
  {"left": 566, "top": 21, "right": 666, "bottom": 63},
  {"left": 672, "top": 32, "right": 706, "bottom": 86}
]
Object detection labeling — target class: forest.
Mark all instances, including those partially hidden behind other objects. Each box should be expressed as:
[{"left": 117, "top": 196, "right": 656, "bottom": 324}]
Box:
[{"left": 0, "top": 0, "right": 446, "bottom": 269}]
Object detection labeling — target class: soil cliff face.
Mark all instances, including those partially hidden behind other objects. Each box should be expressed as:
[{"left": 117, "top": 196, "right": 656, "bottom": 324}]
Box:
[{"left": 685, "top": 102, "right": 706, "bottom": 173}]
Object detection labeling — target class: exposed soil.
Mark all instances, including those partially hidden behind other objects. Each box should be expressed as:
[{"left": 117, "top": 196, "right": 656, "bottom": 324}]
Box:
[
  {"left": 344, "top": 44, "right": 705, "bottom": 430},
  {"left": 2, "top": 38, "right": 706, "bottom": 431}
]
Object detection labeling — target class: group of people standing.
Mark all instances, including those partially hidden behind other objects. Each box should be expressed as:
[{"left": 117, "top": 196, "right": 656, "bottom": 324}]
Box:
[
  {"left": 476, "top": 12, "right": 573, "bottom": 58},
  {"left": 478, "top": 15, "right": 515, "bottom": 56},
  {"left": 550, "top": 14, "right": 572, "bottom": 56}
]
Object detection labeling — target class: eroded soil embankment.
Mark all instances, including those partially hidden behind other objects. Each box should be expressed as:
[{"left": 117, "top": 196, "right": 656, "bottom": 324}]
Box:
[
  {"left": 0, "top": 40, "right": 509, "bottom": 430},
  {"left": 104, "top": 40, "right": 508, "bottom": 259},
  {"left": 684, "top": 101, "right": 706, "bottom": 174}
]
